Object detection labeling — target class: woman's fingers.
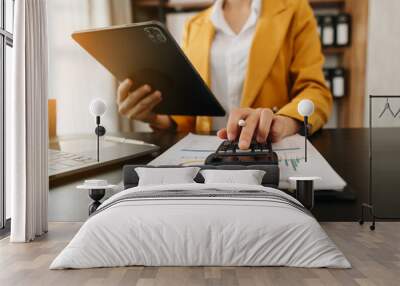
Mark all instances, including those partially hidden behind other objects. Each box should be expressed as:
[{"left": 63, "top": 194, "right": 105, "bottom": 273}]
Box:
[
  {"left": 226, "top": 108, "right": 251, "bottom": 141},
  {"left": 118, "top": 84, "right": 152, "bottom": 115},
  {"left": 256, "top": 108, "right": 274, "bottom": 142},
  {"left": 134, "top": 92, "right": 163, "bottom": 121},
  {"left": 117, "top": 78, "right": 133, "bottom": 104},
  {"left": 223, "top": 108, "right": 277, "bottom": 148},
  {"left": 126, "top": 91, "right": 162, "bottom": 120},
  {"left": 217, "top": 128, "right": 228, "bottom": 139},
  {"left": 238, "top": 110, "right": 260, "bottom": 149},
  {"left": 226, "top": 109, "right": 242, "bottom": 141}
]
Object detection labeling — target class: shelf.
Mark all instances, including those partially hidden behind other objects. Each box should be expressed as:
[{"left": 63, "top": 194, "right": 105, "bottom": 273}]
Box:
[
  {"left": 134, "top": 0, "right": 213, "bottom": 11},
  {"left": 323, "top": 46, "right": 348, "bottom": 55},
  {"left": 309, "top": 0, "right": 345, "bottom": 7},
  {"left": 135, "top": 0, "right": 345, "bottom": 10}
]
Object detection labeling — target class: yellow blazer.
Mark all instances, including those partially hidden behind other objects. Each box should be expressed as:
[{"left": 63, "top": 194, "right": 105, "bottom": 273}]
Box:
[{"left": 172, "top": 0, "right": 332, "bottom": 134}]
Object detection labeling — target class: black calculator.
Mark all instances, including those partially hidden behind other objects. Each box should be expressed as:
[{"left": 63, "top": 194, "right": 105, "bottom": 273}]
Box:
[{"left": 205, "top": 139, "right": 279, "bottom": 166}]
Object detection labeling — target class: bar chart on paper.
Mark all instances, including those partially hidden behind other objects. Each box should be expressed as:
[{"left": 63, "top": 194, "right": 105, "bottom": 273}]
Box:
[
  {"left": 150, "top": 133, "right": 346, "bottom": 190},
  {"left": 149, "top": 133, "right": 223, "bottom": 166},
  {"left": 280, "top": 156, "right": 305, "bottom": 172},
  {"left": 272, "top": 145, "right": 305, "bottom": 172},
  {"left": 275, "top": 145, "right": 305, "bottom": 172},
  {"left": 273, "top": 135, "right": 346, "bottom": 190}
]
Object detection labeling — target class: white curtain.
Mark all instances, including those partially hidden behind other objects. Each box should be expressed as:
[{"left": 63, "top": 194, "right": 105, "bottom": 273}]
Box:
[{"left": 9, "top": 0, "right": 48, "bottom": 242}]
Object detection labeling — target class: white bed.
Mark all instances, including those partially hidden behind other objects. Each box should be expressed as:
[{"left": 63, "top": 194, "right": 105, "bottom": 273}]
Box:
[{"left": 50, "top": 183, "right": 350, "bottom": 269}]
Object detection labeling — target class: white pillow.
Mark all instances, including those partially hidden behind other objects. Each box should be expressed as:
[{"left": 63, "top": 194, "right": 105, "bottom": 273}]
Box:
[
  {"left": 200, "top": 169, "right": 266, "bottom": 185},
  {"left": 135, "top": 167, "right": 200, "bottom": 186}
]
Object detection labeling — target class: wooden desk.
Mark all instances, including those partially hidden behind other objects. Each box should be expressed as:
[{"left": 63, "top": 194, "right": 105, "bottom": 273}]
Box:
[{"left": 49, "top": 129, "right": 373, "bottom": 222}]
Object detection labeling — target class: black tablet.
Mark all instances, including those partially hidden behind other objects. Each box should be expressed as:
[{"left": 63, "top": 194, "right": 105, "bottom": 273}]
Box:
[{"left": 72, "top": 21, "right": 225, "bottom": 116}]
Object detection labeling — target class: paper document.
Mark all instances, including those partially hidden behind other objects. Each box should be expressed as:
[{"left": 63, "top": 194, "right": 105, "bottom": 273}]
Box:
[
  {"left": 150, "top": 133, "right": 222, "bottom": 166},
  {"left": 149, "top": 133, "right": 347, "bottom": 190}
]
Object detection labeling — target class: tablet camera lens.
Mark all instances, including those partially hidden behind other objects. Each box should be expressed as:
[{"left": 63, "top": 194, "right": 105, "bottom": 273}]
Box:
[
  {"left": 156, "top": 33, "right": 166, "bottom": 43},
  {"left": 145, "top": 27, "right": 166, "bottom": 44}
]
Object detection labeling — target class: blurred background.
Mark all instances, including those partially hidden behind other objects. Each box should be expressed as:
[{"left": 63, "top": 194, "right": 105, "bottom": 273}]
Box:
[{"left": 45, "top": 0, "right": 400, "bottom": 136}]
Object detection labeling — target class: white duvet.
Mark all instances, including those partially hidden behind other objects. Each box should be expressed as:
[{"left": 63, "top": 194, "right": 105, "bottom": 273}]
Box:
[{"left": 50, "top": 183, "right": 350, "bottom": 269}]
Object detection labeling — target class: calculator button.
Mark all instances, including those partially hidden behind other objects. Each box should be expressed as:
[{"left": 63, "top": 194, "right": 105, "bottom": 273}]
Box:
[{"left": 236, "top": 149, "right": 252, "bottom": 153}]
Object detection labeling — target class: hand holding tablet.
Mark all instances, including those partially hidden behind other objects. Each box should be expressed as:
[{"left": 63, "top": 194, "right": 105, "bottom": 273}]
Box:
[
  {"left": 72, "top": 21, "right": 225, "bottom": 118},
  {"left": 116, "top": 79, "right": 174, "bottom": 129}
]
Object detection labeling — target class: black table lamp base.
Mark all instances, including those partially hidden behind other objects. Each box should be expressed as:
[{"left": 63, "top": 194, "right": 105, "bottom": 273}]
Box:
[
  {"left": 295, "top": 180, "right": 315, "bottom": 210},
  {"left": 88, "top": 189, "right": 105, "bottom": 215}
]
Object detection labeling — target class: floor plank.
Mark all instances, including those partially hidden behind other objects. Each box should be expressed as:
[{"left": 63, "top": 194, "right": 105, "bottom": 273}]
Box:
[{"left": 0, "top": 222, "right": 399, "bottom": 286}]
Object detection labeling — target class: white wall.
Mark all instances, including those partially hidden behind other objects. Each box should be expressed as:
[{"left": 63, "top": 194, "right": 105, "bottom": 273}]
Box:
[
  {"left": 47, "top": 0, "right": 123, "bottom": 136},
  {"left": 366, "top": 0, "right": 400, "bottom": 127},
  {"left": 47, "top": 0, "right": 400, "bottom": 132}
]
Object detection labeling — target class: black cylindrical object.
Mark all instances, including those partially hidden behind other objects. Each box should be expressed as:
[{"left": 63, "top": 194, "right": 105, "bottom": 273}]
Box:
[
  {"left": 88, "top": 189, "right": 106, "bottom": 215},
  {"left": 332, "top": 68, "right": 346, "bottom": 98},
  {"left": 296, "top": 180, "right": 315, "bottom": 210},
  {"left": 335, "top": 13, "right": 351, "bottom": 47},
  {"left": 95, "top": 125, "right": 106, "bottom": 136},
  {"left": 321, "top": 15, "right": 335, "bottom": 47},
  {"left": 89, "top": 189, "right": 105, "bottom": 201},
  {"left": 323, "top": 68, "right": 332, "bottom": 93}
]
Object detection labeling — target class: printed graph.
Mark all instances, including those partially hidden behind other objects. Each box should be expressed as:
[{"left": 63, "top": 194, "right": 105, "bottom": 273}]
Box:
[
  {"left": 274, "top": 146, "right": 305, "bottom": 172},
  {"left": 279, "top": 157, "right": 305, "bottom": 172}
]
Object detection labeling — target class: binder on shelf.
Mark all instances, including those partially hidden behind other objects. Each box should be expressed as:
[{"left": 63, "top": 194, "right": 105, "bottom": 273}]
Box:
[
  {"left": 321, "top": 15, "right": 335, "bottom": 47},
  {"left": 323, "top": 68, "right": 347, "bottom": 98},
  {"left": 316, "top": 15, "right": 323, "bottom": 36},
  {"left": 336, "top": 13, "right": 351, "bottom": 47},
  {"left": 332, "top": 68, "right": 346, "bottom": 98},
  {"left": 317, "top": 14, "right": 352, "bottom": 48},
  {"left": 323, "top": 69, "right": 332, "bottom": 92}
]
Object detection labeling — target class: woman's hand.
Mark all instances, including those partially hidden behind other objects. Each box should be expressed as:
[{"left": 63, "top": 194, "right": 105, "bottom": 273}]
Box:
[
  {"left": 117, "top": 78, "right": 172, "bottom": 129},
  {"left": 217, "top": 108, "right": 301, "bottom": 149}
]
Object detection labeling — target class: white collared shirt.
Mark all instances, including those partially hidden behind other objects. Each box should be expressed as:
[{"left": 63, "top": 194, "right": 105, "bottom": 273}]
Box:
[{"left": 210, "top": 0, "right": 261, "bottom": 130}]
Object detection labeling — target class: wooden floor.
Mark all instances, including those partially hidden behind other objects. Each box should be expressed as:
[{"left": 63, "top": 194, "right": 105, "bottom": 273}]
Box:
[{"left": 0, "top": 222, "right": 399, "bottom": 286}]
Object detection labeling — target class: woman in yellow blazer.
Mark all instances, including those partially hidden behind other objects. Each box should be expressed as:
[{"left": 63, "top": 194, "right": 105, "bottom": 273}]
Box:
[{"left": 117, "top": 0, "right": 332, "bottom": 149}]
